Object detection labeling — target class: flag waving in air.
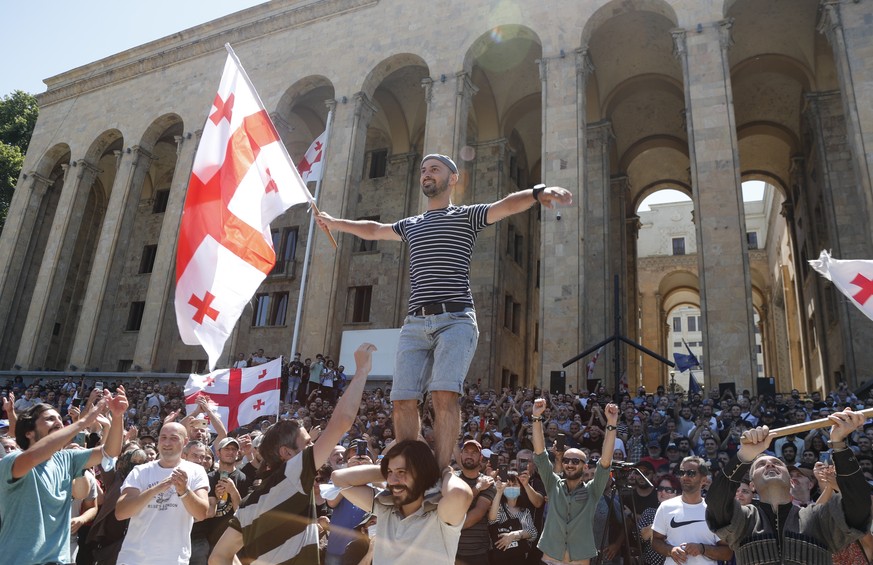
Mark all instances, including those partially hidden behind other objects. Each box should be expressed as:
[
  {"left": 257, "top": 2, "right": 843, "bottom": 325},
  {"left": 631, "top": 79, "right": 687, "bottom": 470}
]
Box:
[
  {"left": 175, "top": 45, "right": 312, "bottom": 369},
  {"left": 809, "top": 250, "right": 873, "bottom": 323},
  {"left": 297, "top": 129, "right": 327, "bottom": 184},
  {"left": 673, "top": 339, "right": 701, "bottom": 372},
  {"left": 184, "top": 357, "right": 282, "bottom": 430}
]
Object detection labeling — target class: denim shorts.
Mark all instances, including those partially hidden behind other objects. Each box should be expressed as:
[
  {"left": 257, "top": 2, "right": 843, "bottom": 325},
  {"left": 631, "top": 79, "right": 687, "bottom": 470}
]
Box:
[{"left": 390, "top": 308, "right": 479, "bottom": 401}]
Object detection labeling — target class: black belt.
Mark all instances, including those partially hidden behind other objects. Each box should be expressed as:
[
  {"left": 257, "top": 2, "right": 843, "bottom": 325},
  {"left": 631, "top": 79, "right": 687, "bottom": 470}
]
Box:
[{"left": 409, "top": 302, "right": 473, "bottom": 316}]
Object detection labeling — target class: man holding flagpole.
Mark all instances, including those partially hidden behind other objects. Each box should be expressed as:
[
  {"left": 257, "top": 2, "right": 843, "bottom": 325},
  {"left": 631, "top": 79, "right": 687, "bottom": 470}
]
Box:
[{"left": 317, "top": 154, "right": 572, "bottom": 468}]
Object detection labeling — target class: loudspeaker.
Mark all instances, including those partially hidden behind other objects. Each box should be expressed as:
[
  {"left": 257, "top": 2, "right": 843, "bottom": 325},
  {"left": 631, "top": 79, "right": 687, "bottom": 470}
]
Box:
[
  {"left": 757, "top": 377, "right": 776, "bottom": 398},
  {"left": 549, "top": 370, "right": 566, "bottom": 395}
]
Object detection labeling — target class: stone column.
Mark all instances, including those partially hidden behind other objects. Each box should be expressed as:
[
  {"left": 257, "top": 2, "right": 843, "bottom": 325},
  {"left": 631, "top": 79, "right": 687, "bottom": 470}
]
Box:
[
  {"left": 16, "top": 159, "right": 101, "bottom": 369},
  {"left": 131, "top": 132, "right": 199, "bottom": 371},
  {"left": 420, "top": 72, "right": 478, "bottom": 160},
  {"left": 818, "top": 2, "right": 873, "bottom": 233},
  {"left": 0, "top": 172, "right": 52, "bottom": 364},
  {"left": 302, "top": 94, "right": 377, "bottom": 357},
  {"left": 625, "top": 214, "right": 642, "bottom": 387},
  {"left": 538, "top": 49, "right": 591, "bottom": 387},
  {"left": 70, "top": 146, "right": 154, "bottom": 369},
  {"left": 806, "top": 91, "right": 873, "bottom": 382},
  {"left": 390, "top": 151, "right": 419, "bottom": 327},
  {"left": 582, "top": 120, "right": 615, "bottom": 370},
  {"left": 672, "top": 21, "right": 757, "bottom": 392}
]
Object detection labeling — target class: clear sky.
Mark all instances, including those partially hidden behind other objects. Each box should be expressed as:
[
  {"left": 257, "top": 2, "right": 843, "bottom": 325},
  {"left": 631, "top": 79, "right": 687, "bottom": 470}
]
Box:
[
  {"left": 1, "top": 1, "right": 266, "bottom": 96},
  {"left": 638, "top": 180, "right": 766, "bottom": 211}
]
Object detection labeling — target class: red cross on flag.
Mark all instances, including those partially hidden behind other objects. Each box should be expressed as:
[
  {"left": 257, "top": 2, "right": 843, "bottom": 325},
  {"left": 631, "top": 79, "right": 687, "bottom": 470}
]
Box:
[
  {"left": 810, "top": 250, "right": 873, "bottom": 323},
  {"left": 184, "top": 357, "right": 282, "bottom": 430},
  {"left": 175, "top": 45, "right": 312, "bottom": 369},
  {"left": 297, "top": 129, "right": 327, "bottom": 184}
]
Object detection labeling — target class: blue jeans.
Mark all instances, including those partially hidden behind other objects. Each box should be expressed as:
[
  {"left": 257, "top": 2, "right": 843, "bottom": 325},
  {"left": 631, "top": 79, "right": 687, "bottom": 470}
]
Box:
[{"left": 391, "top": 308, "right": 478, "bottom": 401}]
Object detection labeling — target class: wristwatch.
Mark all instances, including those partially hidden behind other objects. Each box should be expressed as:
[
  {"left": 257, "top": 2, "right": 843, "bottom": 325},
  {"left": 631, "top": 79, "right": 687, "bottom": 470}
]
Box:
[
  {"left": 605, "top": 424, "right": 617, "bottom": 431},
  {"left": 532, "top": 184, "right": 546, "bottom": 202}
]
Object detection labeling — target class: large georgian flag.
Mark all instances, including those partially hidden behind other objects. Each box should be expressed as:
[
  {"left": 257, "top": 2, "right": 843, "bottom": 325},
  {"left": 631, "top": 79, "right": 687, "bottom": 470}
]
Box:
[
  {"left": 184, "top": 357, "right": 282, "bottom": 430},
  {"left": 297, "top": 129, "right": 327, "bottom": 184},
  {"left": 810, "top": 250, "right": 873, "bottom": 323},
  {"left": 176, "top": 45, "right": 311, "bottom": 369}
]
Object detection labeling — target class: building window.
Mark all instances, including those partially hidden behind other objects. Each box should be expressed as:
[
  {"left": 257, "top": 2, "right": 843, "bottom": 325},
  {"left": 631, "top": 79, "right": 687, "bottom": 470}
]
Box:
[
  {"left": 368, "top": 149, "right": 388, "bottom": 179},
  {"left": 672, "top": 317, "right": 681, "bottom": 332},
  {"left": 347, "top": 286, "right": 372, "bottom": 323},
  {"left": 673, "top": 341, "right": 682, "bottom": 347},
  {"left": 117, "top": 359, "right": 133, "bottom": 372},
  {"left": 747, "top": 231, "right": 759, "bottom": 250},
  {"left": 504, "top": 294, "right": 521, "bottom": 334},
  {"left": 672, "top": 237, "right": 686, "bottom": 256},
  {"left": 126, "top": 301, "right": 145, "bottom": 331},
  {"left": 153, "top": 189, "right": 170, "bottom": 213},
  {"left": 253, "top": 294, "right": 270, "bottom": 326},
  {"left": 252, "top": 292, "right": 289, "bottom": 326},
  {"left": 507, "top": 224, "right": 515, "bottom": 256},
  {"left": 270, "top": 228, "right": 298, "bottom": 277},
  {"left": 355, "top": 216, "right": 379, "bottom": 253},
  {"left": 139, "top": 244, "right": 157, "bottom": 274},
  {"left": 514, "top": 233, "right": 524, "bottom": 265},
  {"left": 688, "top": 316, "right": 697, "bottom": 332}
]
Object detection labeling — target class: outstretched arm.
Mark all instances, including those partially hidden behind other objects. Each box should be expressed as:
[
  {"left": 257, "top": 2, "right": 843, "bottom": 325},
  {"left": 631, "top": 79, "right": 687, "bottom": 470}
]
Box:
[
  {"left": 313, "top": 344, "right": 376, "bottom": 466},
  {"left": 486, "top": 186, "right": 572, "bottom": 224},
  {"left": 316, "top": 213, "right": 401, "bottom": 241}
]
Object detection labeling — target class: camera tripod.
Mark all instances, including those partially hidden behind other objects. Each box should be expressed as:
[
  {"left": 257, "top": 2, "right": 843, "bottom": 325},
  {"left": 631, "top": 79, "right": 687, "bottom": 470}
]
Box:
[{"left": 592, "top": 462, "right": 650, "bottom": 565}]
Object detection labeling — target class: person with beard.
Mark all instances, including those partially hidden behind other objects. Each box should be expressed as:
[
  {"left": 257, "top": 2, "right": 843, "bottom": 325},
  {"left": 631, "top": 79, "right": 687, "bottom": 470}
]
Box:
[
  {"left": 706, "top": 408, "right": 871, "bottom": 565},
  {"left": 456, "top": 439, "right": 497, "bottom": 564},
  {"left": 0, "top": 387, "right": 128, "bottom": 565},
  {"left": 209, "top": 343, "right": 376, "bottom": 565},
  {"left": 330, "top": 439, "right": 473, "bottom": 562},
  {"left": 317, "top": 154, "right": 571, "bottom": 469},
  {"left": 651, "top": 456, "right": 731, "bottom": 564},
  {"left": 531, "top": 397, "right": 619, "bottom": 565}
]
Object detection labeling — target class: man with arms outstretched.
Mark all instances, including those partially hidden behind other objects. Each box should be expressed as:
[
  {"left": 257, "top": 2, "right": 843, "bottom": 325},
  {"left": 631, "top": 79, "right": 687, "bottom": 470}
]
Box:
[{"left": 317, "top": 153, "right": 571, "bottom": 467}]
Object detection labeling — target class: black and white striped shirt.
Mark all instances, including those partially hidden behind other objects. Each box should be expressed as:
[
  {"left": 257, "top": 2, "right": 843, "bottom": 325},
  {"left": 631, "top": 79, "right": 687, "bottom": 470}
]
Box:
[
  {"left": 229, "top": 446, "right": 319, "bottom": 564},
  {"left": 392, "top": 204, "right": 492, "bottom": 313}
]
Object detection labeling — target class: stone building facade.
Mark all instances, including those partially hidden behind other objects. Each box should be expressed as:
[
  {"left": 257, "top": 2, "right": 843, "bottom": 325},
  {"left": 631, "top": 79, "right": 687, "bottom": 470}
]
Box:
[{"left": 1, "top": 0, "right": 872, "bottom": 396}]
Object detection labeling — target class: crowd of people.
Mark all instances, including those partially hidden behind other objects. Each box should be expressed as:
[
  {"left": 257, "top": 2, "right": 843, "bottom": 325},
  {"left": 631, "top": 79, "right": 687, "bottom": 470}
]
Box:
[
  {"left": 3, "top": 359, "right": 873, "bottom": 564},
  {"left": 3, "top": 154, "right": 873, "bottom": 565}
]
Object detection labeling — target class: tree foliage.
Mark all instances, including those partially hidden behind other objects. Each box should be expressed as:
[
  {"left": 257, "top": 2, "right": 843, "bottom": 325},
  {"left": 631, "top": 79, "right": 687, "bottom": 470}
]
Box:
[{"left": 0, "top": 90, "right": 38, "bottom": 233}]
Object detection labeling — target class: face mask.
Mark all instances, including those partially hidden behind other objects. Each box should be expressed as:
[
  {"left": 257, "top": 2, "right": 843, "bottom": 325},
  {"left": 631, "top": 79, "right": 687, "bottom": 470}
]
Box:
[{"left": 504, "top": 487, "right": 521, "bottom": 499}]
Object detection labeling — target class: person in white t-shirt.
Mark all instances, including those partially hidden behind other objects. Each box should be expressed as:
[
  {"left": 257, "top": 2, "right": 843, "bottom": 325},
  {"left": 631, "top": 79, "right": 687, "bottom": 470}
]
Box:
[
  {"left": 115, "top": 422, "right": 209, "bottom": 564},
  {"left": 652, "top": 456, "right": 732, "bottom": 564}
]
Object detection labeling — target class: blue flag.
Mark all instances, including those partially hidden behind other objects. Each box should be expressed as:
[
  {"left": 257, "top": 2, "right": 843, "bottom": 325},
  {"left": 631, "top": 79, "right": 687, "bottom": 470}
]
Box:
[
  {"left": 673, "top": 352, "right": 698, "bottom": 372},
  {"left": 689, "top": 372, "right": 703, "bottom": 395}
]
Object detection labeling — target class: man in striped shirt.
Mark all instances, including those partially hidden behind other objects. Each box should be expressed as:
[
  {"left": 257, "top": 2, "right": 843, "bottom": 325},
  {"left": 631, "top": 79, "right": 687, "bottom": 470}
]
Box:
[{"left": 317, "top": 153, "right": 571, "bottom": 468}]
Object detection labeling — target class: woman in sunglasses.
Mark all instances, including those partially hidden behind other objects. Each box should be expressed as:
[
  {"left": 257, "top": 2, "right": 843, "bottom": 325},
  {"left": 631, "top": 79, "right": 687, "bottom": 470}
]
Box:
[{"left": 638, "top": 474, "right": 682, "bottom": 565}]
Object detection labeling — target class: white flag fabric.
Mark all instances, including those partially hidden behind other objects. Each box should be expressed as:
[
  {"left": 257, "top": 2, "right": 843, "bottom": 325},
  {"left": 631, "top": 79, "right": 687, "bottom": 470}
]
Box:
[
  {"left": 297, "top": 129, "right": 327, "bottom": 184},
  {"left": 175, "top": 46, "right": 311, "bottom": 369},
  {"left": 184, "top": 357, "right": 282, "bottom": 430},
  {"left": 809, "top": 250, "right": 873, "bottom": 323}
]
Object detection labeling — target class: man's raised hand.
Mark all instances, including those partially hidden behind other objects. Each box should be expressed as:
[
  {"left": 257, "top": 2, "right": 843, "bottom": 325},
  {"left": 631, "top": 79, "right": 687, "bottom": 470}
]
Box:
[{"left": 354, "top": 343, "right": 377, "bottom": 375}]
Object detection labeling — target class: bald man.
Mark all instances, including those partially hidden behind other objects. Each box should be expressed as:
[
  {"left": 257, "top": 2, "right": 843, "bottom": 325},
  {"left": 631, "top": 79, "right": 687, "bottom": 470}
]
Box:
[
  {"left": 116, "top": 422, "right": 210, "bottom": 564},
  {"left": 532, "top": 397, "right": 619, "bottom": 565}
]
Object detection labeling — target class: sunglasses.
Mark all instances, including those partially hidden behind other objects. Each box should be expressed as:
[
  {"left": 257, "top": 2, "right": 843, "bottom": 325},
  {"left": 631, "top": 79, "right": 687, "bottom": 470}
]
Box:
[
  {"left": 656, "top": 486, "right": 677, "bottom": 493},
  {"left": 562, "top": 457, "right": 584, "bottom": 465},
  {"left": 676, "top": 469, "right": 699, "bottom": 477}
]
